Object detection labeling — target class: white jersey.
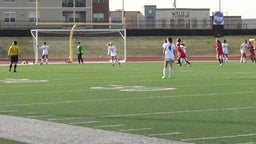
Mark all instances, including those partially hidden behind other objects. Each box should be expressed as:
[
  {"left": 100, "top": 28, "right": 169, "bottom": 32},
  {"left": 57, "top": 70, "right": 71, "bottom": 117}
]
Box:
[
  {"left": 240, "top": 43, "right": 248, "bottom": 53},
  {"left": 108, "top": 45, "right": 117, "bottom": 56},
  {"left": 180, "top": 45, "right": 186, "bottom": 53},
  {"left": 40, "top": 44, "right": 49, "bottom": 55},
  {"left": 222, "top": 42, "right": 229, "bottom": 54},
  {"left": 163, "top": 42, "right": 176, "bottom": 60}
]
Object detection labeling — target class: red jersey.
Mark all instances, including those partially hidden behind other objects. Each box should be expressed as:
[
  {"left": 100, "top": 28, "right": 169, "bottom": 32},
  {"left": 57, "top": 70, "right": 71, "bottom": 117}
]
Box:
[
  {"left": 248, "top": 44, "right": 255, "bottom": 55},
  {"left": 177, "top": 46, "right": 186, "bottom": 58},
  {"left": 216, "top": 41, "right": 223, "bottom": 55}
]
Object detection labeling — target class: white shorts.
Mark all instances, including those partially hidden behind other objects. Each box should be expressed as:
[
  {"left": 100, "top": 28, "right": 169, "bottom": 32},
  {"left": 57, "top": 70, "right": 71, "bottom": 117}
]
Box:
[
  {"left": 111, "top": 52, "right": 117, "bottom": 57},
  {"left": 165, "top": 58, "right": 174, "bottom": 62},
  {"left": 223, "top": 49, "right": 228, "bottom": 54},
  {"left": 240, "top": 49, "right": 246, "bottom": 54}
]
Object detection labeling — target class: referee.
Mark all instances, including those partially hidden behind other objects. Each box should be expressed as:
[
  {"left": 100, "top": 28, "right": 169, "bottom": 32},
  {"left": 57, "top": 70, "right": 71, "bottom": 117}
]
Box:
[{"left": 8, "top": 41, "right": 21, "bottom": 72}]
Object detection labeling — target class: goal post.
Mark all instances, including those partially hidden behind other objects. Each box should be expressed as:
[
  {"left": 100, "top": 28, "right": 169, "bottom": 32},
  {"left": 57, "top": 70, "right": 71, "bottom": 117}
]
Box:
[{"left": 30, "top": 28, "right": 126, "bottom": 64}]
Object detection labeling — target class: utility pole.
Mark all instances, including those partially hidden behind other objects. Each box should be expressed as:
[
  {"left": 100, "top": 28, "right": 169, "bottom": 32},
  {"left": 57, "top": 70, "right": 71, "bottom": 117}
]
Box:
[
  {"left": 219, "top": 0, "right": 221, "bottom": 11},
  {"left": 173, "top": 0, "right": 177, "bottom": 29}
]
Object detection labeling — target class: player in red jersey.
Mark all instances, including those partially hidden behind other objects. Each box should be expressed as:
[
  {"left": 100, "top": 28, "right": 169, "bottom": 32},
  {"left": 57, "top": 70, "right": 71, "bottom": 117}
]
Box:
[
  {"left": 176, "top": 43, "right": 191, "bottom": 66},
  {"left": 215, "top": 39, "right": 224, "bottom": 66},
  {"left": 248, "top": 41, "right": 256, "bottom": 63}
]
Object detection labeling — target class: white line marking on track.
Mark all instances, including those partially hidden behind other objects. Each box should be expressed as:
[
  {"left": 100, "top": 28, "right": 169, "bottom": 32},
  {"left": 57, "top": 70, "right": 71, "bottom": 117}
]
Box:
[
  {"left": 1, "top": 91, "right": 254, "bottom": 107},
  {"left": 69, "top": 121, "right": 99, "bottom": 125},
  {"left": 94, "top": 124, "right": 125, "bottom": 128},
  {"left": 148, "top": 132, "right": 183, "bottom": 136},
  {"left": 181, "top": 133, "right": 256, "bottom": 141},
  {"left": 119, "top": 128, "right": 151, "bottom": 132},
  {"left": 48, "top": 106, "right": 256, "bottom": 121}
]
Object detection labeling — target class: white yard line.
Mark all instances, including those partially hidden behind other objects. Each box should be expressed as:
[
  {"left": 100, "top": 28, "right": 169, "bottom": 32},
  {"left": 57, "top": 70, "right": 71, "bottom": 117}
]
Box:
[
  {"left": 119, "top": 128, "right": 152, "bottom": 132},
  {"left": 1, "top": 91, "right": 254, "bottom": 107},
  {"left": 48, "top": 106, "right": 256, "bottom": 121},
  {"left": 94, "top": 124, "right": 125, "bottom": 128},
  {"left": 148, "top": 132, "right": 183, "bottom": 136},
  {"left": 26, "top": 114, "right": 55, "bottom": 118},
  {"left": 236, "top": 142, "right": 256, "bottom": 144},
  {"left": 0, "top": 110, "right": 19, "bottom": 113},
  {"left": 69, "top": 121, "right": 99, "bottom": 125},
  {"left": 181, "top": 133, "right": 256, "bottom": 142}
]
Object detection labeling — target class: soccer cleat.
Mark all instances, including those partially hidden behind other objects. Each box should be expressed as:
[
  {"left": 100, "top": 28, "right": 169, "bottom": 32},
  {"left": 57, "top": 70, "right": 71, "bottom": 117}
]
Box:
[
  {"left": 14, "top": 70, "right": 17, "bottom": 73},
  {"left": 161, "top": 76, "right": 166, "bottom": 79}
]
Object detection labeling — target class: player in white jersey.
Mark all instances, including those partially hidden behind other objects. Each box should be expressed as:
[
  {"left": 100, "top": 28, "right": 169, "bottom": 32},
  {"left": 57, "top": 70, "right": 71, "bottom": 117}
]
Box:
[
  {"left": 40, "top": 42, "right": 49, "bottom": 64},
  {"left": 107, "top": 42, "right": 120, "bottom": 66},
  {"left": 162, "top": 37, "right": 176, "bottom": 79},
  {"left": 222, "top": 39, "right": 229, "bottom": 63},
  {"left": 240, "top": 40, "right": 248, "bottom": 63}
]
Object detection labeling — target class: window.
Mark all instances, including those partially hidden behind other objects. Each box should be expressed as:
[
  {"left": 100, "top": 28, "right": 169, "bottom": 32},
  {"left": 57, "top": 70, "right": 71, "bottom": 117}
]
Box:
[
  {"left": 28, "top": 0, "right": 39, "bottom": 2},
  {"left": 93, "top": 0, "right": 104, "bottom": 3},
  {"left": 4, "top": 0, "right": 15, "bottom": 2},
  {"left": 4, "top": 12, "right": 16, "bottom": 22},
  {"left": 29, "top": 12, "right": 39, "bottom": 22},
  {"left": 93, "top": 13, "right": 104, "bottom": 22}
]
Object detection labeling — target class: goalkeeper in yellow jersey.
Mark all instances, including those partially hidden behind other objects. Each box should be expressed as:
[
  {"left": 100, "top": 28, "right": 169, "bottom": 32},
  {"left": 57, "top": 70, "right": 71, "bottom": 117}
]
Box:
[{"left": 8, "top": 41, "right": 21, "bottom": 72}]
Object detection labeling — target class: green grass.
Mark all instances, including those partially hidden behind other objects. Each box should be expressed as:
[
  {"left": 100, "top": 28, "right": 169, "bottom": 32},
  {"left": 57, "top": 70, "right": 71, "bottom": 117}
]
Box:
[
  {"left": 0, "top": 139, "right": 25, "bottom": 144},
  {"left": 0, "top": 61, "right": 256, "bottom": 144}
]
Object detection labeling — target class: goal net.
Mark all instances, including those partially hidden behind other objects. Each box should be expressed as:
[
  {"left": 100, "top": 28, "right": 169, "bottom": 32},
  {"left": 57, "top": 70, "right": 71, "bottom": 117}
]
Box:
[{"left": 30, "top": 29, "right": 126, "bottom": 64}]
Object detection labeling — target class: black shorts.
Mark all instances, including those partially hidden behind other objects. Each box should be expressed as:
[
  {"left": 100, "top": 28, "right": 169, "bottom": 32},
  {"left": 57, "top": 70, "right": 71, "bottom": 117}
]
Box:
[{"left": 10, "top": 55, "right": 19, "bottom": 63}]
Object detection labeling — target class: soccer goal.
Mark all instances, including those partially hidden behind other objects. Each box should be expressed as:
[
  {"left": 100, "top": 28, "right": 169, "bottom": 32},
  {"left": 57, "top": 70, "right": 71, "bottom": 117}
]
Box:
[{"left": 30, "top": 28, "right": 126, "bottom": 64}]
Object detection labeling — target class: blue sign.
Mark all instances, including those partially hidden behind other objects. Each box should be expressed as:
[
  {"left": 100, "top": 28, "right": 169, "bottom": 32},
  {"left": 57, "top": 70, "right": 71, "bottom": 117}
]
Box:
[{"left": 213, "top": 11, "right": 224, "bottom": 25}]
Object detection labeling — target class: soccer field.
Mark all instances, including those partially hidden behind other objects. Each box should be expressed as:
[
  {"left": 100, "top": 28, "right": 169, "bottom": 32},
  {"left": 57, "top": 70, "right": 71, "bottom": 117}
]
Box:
[{"left": 0, "top": 61, "right": 256, "bottom": 144}]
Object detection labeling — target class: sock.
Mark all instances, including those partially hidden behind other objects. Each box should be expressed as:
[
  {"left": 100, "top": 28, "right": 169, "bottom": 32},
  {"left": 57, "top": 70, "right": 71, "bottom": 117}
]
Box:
[
  {"left": 163, "top": 68, "right": 166, "bottom": 76},
  {"left": 169, "top": 68, "right": 172, "bottom": 77},
  {"left": 218, "top": 58, "right": 221, "bottom": 64},
  {"left": 177, "top": 59, "right": 181, "bottom": 65},
  {"left": 9, "top": 64, "right": 12, "bottom": 70},
  {"left": 14, "top": 64, "right": 17, "bottom": 71}
]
